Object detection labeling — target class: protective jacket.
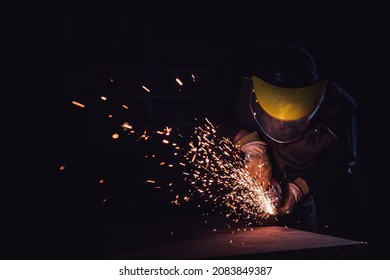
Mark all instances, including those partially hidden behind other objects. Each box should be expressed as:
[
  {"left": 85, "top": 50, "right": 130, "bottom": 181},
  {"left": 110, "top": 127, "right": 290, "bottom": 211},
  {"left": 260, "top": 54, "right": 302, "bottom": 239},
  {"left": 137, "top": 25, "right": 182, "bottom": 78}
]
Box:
[{"left": 229, "top": 77, "right": 358, "bottom": 232}]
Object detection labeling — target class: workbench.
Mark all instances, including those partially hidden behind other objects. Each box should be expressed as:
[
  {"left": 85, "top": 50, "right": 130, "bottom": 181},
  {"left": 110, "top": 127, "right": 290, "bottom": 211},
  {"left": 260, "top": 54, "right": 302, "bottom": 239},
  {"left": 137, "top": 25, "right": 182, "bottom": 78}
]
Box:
[{"left": 95, "top": 216, "right": 367, "bottom": 259}]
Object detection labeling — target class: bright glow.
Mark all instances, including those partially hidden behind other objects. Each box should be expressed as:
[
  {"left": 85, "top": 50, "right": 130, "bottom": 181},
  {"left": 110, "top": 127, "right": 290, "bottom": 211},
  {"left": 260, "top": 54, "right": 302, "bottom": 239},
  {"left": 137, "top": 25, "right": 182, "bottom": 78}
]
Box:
[
  {"left": 176, "top": 78, "right": 183, "bottom": 86},
  {"left": 121, "top": 118, "right": 276, "bottom": 226},
  {"left": 142, "top": 85, "right": 151, "bottom": 92},
  {"left": 177, "top": 119, "right": 276, "bottom": 224},
  {"left": 71, "top": 101, "right": 85, "bottom": 108}
]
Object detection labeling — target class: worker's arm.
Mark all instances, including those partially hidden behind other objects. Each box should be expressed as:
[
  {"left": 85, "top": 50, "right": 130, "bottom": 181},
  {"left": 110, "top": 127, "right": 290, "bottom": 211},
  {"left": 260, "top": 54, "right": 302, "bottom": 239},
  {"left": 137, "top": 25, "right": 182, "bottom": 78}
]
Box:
[{"left": 234, "top": 130, "right": 281, "bottom": 207}]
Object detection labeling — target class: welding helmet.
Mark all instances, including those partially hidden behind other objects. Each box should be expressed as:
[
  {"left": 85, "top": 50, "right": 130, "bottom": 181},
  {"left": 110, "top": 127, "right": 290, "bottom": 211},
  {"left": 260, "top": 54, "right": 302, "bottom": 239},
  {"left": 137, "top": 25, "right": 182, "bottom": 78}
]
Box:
[{"left": 251, "top": 45, "right": 328, "bottom": 143}]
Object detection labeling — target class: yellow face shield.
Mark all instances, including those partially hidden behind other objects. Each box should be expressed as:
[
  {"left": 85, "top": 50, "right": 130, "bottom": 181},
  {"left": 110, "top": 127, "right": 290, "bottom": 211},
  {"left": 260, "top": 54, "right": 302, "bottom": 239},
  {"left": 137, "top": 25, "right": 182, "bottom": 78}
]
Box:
[
  {"left": 252, "top": 75, "right": 328, "bottom": 121},
  {"left": 250, "top": 76, "right": 328, "bottom": 143}
]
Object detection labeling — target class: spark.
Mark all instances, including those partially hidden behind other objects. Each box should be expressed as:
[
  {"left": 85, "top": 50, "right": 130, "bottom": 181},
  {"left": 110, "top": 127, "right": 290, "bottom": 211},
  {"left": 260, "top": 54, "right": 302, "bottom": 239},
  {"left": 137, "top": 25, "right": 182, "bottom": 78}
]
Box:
[
  {"left": 137, "top": 129, "right": 151, "bottom": 141},
  {"left": 72, "top": 101, "right": 85, "bottom": 108},
  {"left": 121, "top": 117, "right": 275, "bottom": 225},
  {"left": 180, "top": 119, "right": 276, "bottom": 223},
  {"left": 112, "top": 133, "right": 119, "bottom": 139},
  {"left": 121, "top": 122, "right": 132, "bottom": 130},
  {"left": 122, "top": 105, "right": 128, "bottom": 109},
  {"left": 146, "top": 180, "right": 156, "bottom": 184},
  {"left": 59, "top": 165, "right": 65, "bottom": 171},
  {"left": 175, "top": 78, "right": 183, "bottom": 86},
  {"left": 164, "top": 127, "right": 172, "bottom": 136},
  {"left": 142, "top": 85, "right": 151, "bottom": 92},
  {"left": 101, "top": 96, "right": 107, "bottom": 101}
]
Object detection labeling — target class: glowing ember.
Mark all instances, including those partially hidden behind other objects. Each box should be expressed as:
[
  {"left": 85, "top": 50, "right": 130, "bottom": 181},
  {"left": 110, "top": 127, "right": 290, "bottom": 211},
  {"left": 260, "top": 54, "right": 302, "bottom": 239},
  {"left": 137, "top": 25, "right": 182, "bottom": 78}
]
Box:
[
  {"left": 121, "top": 122, "right": 132, "bottom": 130},
  {"left": 178, "top": 118, "right": 276, "bottom": 223},
  {"left": 142, "top": 85, "right": 151, "bottom": 92},
  {"left": 121, "top": 118, "right": 275, "bottom": 225},
  {"left": 175, "top": 78, "right": 183, "bottom": 86},
  {"left": 70, "top": 73, "right": 276, "bottom": 229},
  {"left": 146, "top": 180, "right": 156, "bottom": 184},
  {"left": 164, "top": 127, "right": 172, "bottom": 136},
  {"left": 71, "top": 101, "right": 85, "bottom": 108}
]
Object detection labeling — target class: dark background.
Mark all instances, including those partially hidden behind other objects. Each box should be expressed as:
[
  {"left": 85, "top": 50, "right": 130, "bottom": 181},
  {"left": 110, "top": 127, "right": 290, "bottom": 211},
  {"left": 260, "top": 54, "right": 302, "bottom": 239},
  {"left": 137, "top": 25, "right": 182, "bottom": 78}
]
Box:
[{"left": 4, "top": 1, "right": 388, "bottom": 259}]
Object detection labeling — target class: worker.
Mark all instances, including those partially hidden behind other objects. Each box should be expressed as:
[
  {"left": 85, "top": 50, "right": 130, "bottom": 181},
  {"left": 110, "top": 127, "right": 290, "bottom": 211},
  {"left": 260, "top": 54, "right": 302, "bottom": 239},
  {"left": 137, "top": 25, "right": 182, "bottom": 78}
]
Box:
[{"left": 190, "top": 41, "right": 360, "bottom": 236}]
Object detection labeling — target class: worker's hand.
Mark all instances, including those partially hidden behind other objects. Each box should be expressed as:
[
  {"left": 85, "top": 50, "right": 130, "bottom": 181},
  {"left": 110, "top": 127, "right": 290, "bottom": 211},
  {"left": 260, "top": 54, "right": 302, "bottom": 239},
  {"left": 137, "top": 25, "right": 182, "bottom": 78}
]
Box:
[
  {"left": 277, "top": 182, "right": 303, "bottom": 215},
  {"left": 267, "top": 180, "right": 282, "bottom": 208},
  {"left": 237, "top": 131, "right": 272, "bottom": 189}
]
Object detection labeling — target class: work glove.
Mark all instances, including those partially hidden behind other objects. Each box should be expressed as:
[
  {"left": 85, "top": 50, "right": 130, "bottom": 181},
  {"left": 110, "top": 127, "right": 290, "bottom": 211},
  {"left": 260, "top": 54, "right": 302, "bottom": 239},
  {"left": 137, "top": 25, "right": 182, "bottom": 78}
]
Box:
[
  {"left": 277, "top": 177, "right": 309, "bottom": 215},
  {"left": 235, "top": 131, "right": 272, "bottom": 190},
  {"left": 267, "top": 179, "right": 282, "bottom": 208}
]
